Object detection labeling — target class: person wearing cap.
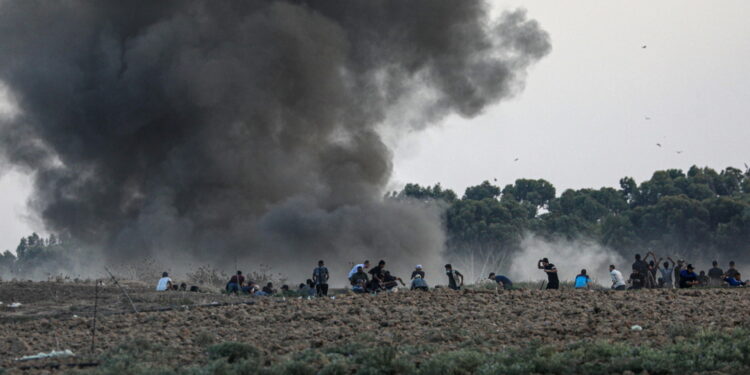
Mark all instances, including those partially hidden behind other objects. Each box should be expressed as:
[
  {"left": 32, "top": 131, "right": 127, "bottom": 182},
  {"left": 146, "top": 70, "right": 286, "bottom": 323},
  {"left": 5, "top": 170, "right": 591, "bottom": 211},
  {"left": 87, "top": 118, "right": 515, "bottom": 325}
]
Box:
[
  {"left": 488, "top": 273, "right": 513, "bottom": 290},
  {"left": 156, "top": 272, "right": 173, "bottom": 291},
  {"left": 678, "top": 264, "right": 699, "bottom": 288},
  {"left": 411, "top": 265, "right": 425, "bottom": 280},
  {"left": 410, "top": 274, "right": 429, "bottom": 291}
]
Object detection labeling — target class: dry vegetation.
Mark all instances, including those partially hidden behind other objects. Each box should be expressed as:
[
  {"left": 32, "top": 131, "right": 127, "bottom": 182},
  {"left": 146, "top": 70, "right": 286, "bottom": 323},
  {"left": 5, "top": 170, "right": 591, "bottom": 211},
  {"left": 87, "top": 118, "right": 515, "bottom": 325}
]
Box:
[{"left": 1, "top": 281, "right": 750, "bottom": 374}]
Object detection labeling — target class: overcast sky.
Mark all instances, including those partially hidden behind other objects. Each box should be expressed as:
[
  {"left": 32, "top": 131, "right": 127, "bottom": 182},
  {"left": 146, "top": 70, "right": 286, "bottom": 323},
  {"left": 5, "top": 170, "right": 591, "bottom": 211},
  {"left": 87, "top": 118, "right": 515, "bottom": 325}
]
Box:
[{"left": 1, "top": 1, "right": 749, "bottom": 252}]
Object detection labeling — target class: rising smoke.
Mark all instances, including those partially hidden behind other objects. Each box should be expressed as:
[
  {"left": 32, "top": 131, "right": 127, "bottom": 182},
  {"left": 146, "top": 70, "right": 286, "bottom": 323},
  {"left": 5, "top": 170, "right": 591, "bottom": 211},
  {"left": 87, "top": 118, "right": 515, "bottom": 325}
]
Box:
[{"left": 0, "top": 1, "right": 550, "bottom": 280}]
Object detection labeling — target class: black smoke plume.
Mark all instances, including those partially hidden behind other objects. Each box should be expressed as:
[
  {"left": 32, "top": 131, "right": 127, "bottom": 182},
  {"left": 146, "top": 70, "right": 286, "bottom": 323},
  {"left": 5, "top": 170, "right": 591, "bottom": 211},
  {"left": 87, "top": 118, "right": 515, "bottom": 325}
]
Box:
[{"left": 0, "top": 0, "right": 549, "bottom": 280}]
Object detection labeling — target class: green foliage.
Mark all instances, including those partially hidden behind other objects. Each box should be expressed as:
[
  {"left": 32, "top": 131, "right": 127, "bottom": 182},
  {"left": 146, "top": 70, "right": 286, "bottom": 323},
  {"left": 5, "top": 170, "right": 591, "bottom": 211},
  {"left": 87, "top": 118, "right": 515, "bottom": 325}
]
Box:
[
  {"left": 394, "top": 165, "right": 750, "bottom": 262},
  {"left": 207, "top": 342, "right": 262, "bottom": 364}
]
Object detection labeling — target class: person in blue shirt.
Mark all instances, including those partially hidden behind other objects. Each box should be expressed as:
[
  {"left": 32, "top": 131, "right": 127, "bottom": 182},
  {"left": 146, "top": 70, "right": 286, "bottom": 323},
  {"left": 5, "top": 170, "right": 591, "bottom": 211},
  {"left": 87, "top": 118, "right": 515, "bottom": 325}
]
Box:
[
  {"left": 574, "top": 269, "right": 591, "bottom": 289},
  {"left": 725, "top": 273, "right": 746, "bottom": 287},
  {"left": 488, "top": 273, "right": 513, "bottom": 290},
  {"left": 679, "top": 264, "right": 699, "bottom": 288}
]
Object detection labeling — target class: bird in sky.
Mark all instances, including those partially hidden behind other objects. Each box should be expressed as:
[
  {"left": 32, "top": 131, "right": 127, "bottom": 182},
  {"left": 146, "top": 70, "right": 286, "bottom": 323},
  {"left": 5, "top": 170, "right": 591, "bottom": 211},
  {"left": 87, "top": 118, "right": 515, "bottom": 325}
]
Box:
[
  {"left": 645, "top": 116, "right": 651, "bottom": 120},
  {"left": 642, "top": 45, "right": 647, "bottom": 49},
  {"left": 493, "top": 178, "right": 498, "bottom": 182},
  {"left": 676, "top": 151, "right": 683, "bottom": 154},
  {"left": 656, "top": 143, "right": 662, "bottom": 148},
  {"left": 514, "top": 158, "right": 519, "bottom": 162}
]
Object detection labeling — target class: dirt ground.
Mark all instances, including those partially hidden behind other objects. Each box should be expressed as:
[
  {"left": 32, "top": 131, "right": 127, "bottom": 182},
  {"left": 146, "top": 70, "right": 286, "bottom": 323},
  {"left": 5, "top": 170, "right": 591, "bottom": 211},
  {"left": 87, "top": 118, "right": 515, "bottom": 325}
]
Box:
[{"left": 2, "top": 281, "right": 749, "bottom": 373}]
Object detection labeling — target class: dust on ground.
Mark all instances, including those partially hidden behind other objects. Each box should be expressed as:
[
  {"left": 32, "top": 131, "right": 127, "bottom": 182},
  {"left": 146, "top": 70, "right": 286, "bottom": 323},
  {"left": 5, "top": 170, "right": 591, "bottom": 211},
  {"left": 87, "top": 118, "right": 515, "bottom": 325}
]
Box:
[{"left": 1, "top": 281, "right": 749, "bottom": 372}]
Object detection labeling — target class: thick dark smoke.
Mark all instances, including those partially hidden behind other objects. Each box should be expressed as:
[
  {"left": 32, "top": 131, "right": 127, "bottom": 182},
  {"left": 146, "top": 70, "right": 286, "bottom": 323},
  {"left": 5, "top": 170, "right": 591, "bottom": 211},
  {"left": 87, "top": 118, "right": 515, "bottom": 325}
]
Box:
[{"left": 0, "top": 1, "right": 549, "bottom": 280}]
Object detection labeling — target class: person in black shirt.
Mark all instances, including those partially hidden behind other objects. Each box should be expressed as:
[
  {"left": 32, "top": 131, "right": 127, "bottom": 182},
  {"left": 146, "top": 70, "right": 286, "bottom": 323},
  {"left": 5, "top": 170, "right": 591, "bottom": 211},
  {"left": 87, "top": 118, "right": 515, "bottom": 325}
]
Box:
[
  {"left": 368, "top": 260, "right": 387, "bottom": 291},
  {"left": 383, "top": 271, "right": 405, "bottom": 290},
  {"left": 537, "top": 258, "right": 559, "bottom": 289},
  {"left": 628, "top": 268, "right": 644, "bottom": 290},
  {"left": 444, "top": 264, "right": 463, "bottom": 290},
  {"left": 411, "top": 265, "right": 426, "bottom": 280},
  {"left": 707, "top": 260, "right": 724, "bottom": 287},
  {"left": 632, "top": 254, "right": 649, "bottom": 275}
]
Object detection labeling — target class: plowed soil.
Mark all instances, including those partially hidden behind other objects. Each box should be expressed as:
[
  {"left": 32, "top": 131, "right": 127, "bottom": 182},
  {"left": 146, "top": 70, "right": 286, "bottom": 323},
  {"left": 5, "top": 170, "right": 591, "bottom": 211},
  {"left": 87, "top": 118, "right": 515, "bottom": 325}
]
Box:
[{"left": 2, "top": 281, "right": 749, "bottom": 373}]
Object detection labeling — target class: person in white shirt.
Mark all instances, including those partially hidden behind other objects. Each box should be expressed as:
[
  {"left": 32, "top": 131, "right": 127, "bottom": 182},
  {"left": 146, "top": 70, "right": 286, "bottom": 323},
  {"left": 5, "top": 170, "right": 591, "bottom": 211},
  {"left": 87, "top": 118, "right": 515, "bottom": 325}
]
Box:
[
  {"left": 609, "top": 265, "right": 626, "bottom": 290},
  {"left": 156, "top": 272, "right": 173, "bottom": 291},
  {"left": 348, "top": 260, "right": 370, "bottom": 280}
]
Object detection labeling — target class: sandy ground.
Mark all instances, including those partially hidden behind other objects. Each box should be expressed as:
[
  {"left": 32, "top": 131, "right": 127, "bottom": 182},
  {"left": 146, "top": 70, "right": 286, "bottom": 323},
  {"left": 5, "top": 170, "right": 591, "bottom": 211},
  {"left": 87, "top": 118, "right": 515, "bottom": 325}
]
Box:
[{"left": 1, "top": 282, "right": 749, "bottom": 372}]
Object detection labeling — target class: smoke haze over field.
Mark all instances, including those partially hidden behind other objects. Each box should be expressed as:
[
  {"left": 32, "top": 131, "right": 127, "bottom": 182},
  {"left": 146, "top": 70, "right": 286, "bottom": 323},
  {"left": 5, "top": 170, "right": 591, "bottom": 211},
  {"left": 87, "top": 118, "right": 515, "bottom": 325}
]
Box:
[{"left": 0, "top": 0, "right": 549, "bottom": 279}]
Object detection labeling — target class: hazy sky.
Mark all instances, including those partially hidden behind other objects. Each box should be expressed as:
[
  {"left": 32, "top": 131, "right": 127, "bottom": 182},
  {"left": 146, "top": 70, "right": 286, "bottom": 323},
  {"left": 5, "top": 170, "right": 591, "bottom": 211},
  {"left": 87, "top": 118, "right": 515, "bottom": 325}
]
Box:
[{"left": 1, "top": 1, "right": 749, "bottom": 252}]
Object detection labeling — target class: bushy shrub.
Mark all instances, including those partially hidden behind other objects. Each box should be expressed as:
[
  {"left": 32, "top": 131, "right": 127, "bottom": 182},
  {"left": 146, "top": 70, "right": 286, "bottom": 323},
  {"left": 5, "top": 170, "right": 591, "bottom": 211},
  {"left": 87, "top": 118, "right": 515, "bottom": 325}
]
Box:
[{"left": 207, "top": 342, "right": 261, "bottom": 364}]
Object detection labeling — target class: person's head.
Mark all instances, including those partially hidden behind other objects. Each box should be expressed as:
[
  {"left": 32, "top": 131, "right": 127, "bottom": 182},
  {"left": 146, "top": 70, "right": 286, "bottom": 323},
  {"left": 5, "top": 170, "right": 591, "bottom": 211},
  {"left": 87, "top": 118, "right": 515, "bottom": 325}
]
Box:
[
  {"left": 663, "top": 262, "right": 670, "bottom": 268},
  {"left": 357, "top": 266, "right": 363, "bottom": 273},
  {"left": 686, "top": 264, "right": 695, "bottom": 272},
  {"left": 384, "top": 270, "right": 391, "bottom": 277},
  {"left": 306, "top": 279, "right": 314, "bottom": 286},
  {"left": 378, "top": 260, "right": 386, "bottom": 268},
  {"left": 266, "top": 282, "right": 273, "bottom": 287},
  {"left": 298, "top": 283, "right": 306, "bottom": 289},
  {"left": 318, "top": 260, "right": 324, "bottom": 266},
  {"left": 237, "top": 270, "right": 242, "bottom": 275},
  {"left": 635, "top": 254, "right": 641, "bottom": 260},
  {"left": 699, "top": 270, "right": 706, "bottom": 276},
  {"left": 415, "top": 264, "right": 422, "bottom": 270},
  {"left": 609, "top": 265, "right": 615, "bottom": 271},
  {"left": 281, "top": 284, "right": 289, "bottom": 291},
  {"left": 735, "top": 273, "right": 742, "bottom": 281},
  {"left": 648, "top": 261, "right": 655, "bottom": 267},
  {"left": 712, "top": 260, "right": 718, "bottom": 267},
  {"left": 541, "top": 258, "right": 549, "bottom": 266},
  {"left": 488, "top": 272, "right": 496, "bottom": 279},
  {"left": 580, "top": 269, "right": 587, "bottom": 275},
  {"left": 162, "top": 272, "right": 168, "bottom": 277},
  {"left": 445, "top": 264, "right": 453, "bottom": 270},
  {"left": 363, "top": 260, "right": 370, "bottom": 268},
  {"left": 730, "top": 261, "right": 736, "bottom": 268}
]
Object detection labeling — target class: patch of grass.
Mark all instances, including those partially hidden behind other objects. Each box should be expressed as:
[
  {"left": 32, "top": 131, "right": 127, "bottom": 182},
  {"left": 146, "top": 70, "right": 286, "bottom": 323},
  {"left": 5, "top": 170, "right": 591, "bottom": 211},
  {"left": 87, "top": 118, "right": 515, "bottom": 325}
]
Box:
[{"left": 207, "top": 342, "right": 262, "bottom": 364}]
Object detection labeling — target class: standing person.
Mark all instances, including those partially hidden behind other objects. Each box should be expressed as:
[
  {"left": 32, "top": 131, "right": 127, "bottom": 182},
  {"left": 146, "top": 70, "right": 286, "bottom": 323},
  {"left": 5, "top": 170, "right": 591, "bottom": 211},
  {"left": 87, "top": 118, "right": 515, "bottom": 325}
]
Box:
[
  {"left": 725, "top": 261, "right": 739, "bottom": 280},
  {"left": 348, "top": 260, "right": 370, "bottom": 282},
  {"left": 574, "top": 269, "right": 591, "bottom": 289},
  {"left": 156, "top": 272, "right": 173, "bottom": 291},
  {"left": 656, "top": 257, "right": 676, "bottom": 288},
  {"left": 679, "top": 264, "right": 699, "bottom": 288},
  {"left": 537, "top": 258, "right": 559, "bottom": 290},
  {"left": 411, "top": 265, "right": 425, "bottom": 280},
  {"left": 609, "top": 265, "right": 626, "bottom": 290},
  {"left": 444, "top": 264, "right": 464, "bottom": 290},
  {"left": 312, "top": 260, "right": 329, "bottom": 297},
  {"left": 632, "top": 254, "right": 649, "bottom": 276},
  {"left": 488, "top": 273, "right": 513, "bottom": 290},
  {"left": 707, "top": 261, "right": 724, "bottom": 287}
]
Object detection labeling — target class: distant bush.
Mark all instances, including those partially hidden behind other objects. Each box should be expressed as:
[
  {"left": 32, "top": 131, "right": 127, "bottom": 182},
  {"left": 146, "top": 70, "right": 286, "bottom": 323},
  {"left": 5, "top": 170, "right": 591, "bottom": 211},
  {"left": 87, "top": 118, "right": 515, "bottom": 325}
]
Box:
[{"left": 207, "top": 342, "right": 262, "bottom": 364}]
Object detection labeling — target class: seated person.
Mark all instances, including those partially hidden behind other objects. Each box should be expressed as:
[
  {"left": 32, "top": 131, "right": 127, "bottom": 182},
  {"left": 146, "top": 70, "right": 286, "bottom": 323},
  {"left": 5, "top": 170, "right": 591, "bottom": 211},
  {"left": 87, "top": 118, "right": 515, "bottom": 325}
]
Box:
[
  {"left": 574, "top": 269, "right": 591, "bottom": 289},
  {"left": 697, "top": 271, "right": 709, "bottom": 286},
  {"left": 298, "top": 283, "right": 313, "bottom": 296},
  {"left": 179, "top": 282, "right": 187, "bottom": 291},
  {"left": 349, "top": 266, "right": 369, "bottom": 287},
  {"left": 725, "top": 273, "right": 746, "bottom": 287},
  {"left": 226, "top": 271, "right": 245, "bottom": 294},
  {"left": 156, "top": 272, "right": 172, "bottom": 291},
  {"left": 410, "top": 274, "right": 429, "bottom": 291},
  {"left": 242, "top": 281, "right": 259, "bottom": 294},
  {"left": 352, "top": 279, "right": 367, "bottom": 293},
  {"left": 262, "top": 282, "right": 276, "bottom": 295},
  {"left": 383, "top": 271, "right": 405, "bottom": 290},
  {"left": 411, "top": 265, "right": 426, "bottom": 280},
  {"left": 679, "top": 264, "right": 699, "bottom": 289},
  {"left": 488, "top": 273, "right": 513, "bottom": 290},
  {"left": 628, "top": 268, "right": 644, "bottom": 290}
]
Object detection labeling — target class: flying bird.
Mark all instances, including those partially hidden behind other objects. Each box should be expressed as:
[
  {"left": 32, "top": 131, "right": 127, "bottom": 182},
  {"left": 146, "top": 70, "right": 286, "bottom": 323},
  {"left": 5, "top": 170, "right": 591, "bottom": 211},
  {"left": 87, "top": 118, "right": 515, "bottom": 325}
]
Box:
[
  {"left": 642, "top": 45, "right": 647, "bottom": 49},
  {"left": 645, "top": 116, "right": 651, "bottom": 120},
  {"left": 676, "top": 151, "right": 683, "bottom": 154},
  {"left": 514, "top": 158, "right": 519, "bottom": 162},
  {"left": 493, "top": 178, "right": 498, "bottom": 182},
  {"left": 656, "top": 143, "right": 662, "bottom": 148}
]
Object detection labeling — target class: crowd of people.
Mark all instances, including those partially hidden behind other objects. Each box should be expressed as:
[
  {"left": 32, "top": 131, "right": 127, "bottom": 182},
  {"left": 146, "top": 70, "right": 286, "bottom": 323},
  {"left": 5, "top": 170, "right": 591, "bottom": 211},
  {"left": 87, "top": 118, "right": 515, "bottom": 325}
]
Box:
[{"left": 154, "top": 254, "right": 747, "bottom": 295}]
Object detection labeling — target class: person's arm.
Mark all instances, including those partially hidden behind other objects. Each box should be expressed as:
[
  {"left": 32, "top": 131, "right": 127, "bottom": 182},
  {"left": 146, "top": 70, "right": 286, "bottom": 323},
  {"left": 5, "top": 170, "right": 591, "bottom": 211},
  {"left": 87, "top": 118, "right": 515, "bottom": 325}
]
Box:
[
  {"left": 398, "top": 277, "right": 405, "bottom": 286},
  {"left": 312, "top": 270, "right": 318, "bottom": 284},
  {"left": 667, "top": 257, "right": 675, "bottom": 266},
  {"left": 547, "top": 266, "right": 557, "bottom": 274}
]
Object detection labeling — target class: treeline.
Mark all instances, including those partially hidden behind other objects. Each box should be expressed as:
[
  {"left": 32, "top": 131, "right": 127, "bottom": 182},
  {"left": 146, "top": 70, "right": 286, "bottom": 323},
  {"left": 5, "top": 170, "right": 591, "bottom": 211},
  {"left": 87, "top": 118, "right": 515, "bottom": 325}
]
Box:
[
  {"left": 393, "top": 165, "right": 750, "bottom": 262},
  {"left": 0, "top": 232, "right": 81, "bottom": 278}
]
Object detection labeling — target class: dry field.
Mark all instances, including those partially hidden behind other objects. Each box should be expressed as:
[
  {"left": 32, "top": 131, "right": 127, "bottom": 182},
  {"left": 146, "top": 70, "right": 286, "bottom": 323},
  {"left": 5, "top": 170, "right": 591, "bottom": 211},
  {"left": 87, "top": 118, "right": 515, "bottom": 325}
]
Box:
[{"left": 1, "top": 281, "right": 750, "bottom": 374}]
